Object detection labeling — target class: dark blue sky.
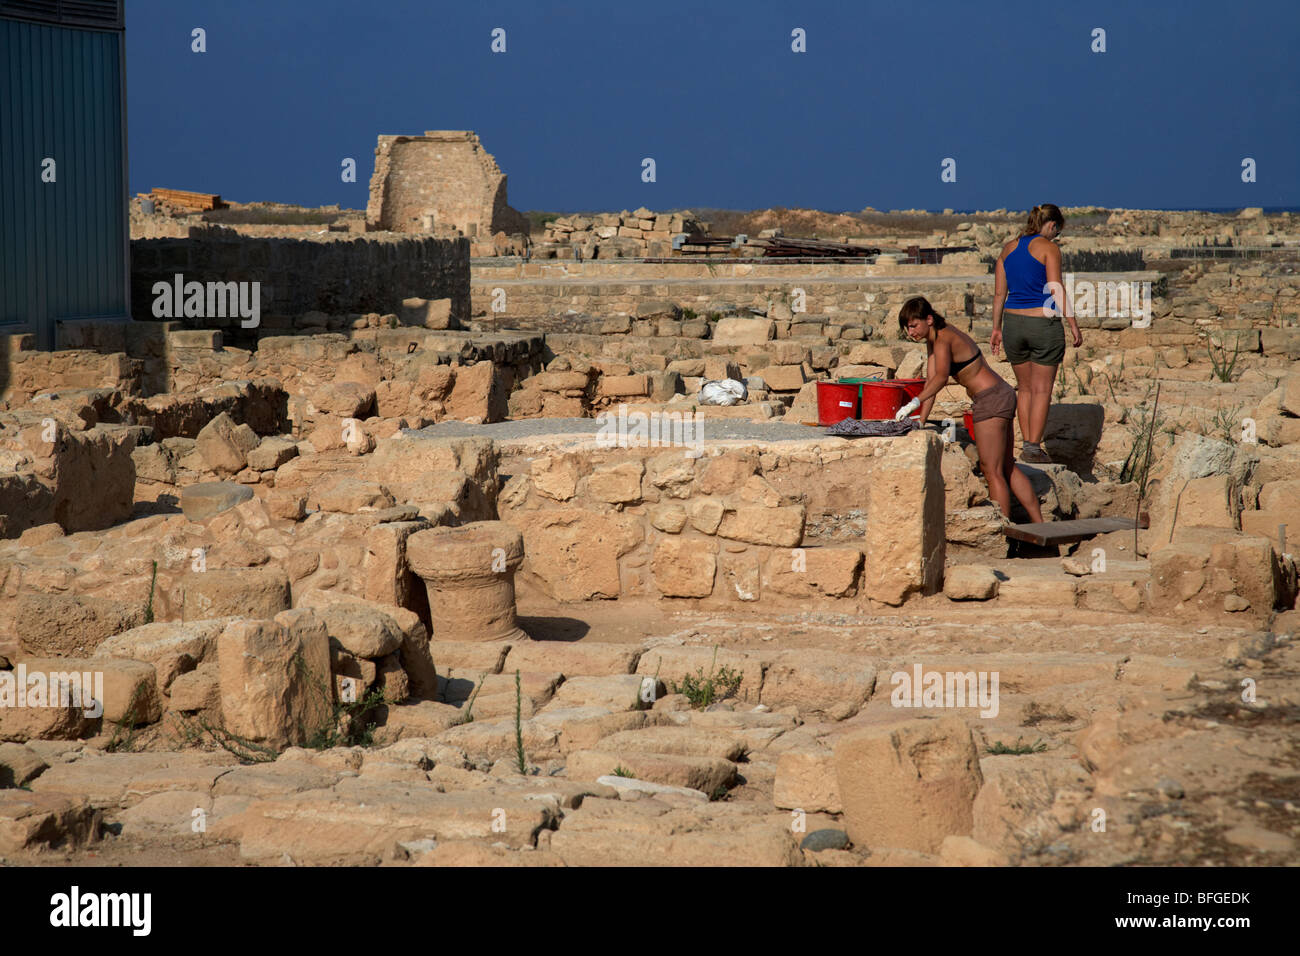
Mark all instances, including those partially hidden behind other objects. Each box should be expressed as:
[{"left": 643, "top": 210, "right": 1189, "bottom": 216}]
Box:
[{"left": 125, "top": 0, "right": 1300, "bottom": 212}]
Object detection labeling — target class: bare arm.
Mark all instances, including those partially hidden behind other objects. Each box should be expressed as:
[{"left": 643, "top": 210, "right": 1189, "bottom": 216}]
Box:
[
  {"left": 915, "top": 337, "right": 952, "bottom": 405},
  {"left": 918, "top": 350, "right": 937, "bottom": 423},
  {"left": 1044, "top": 242, "right": 1083, "bottom": 348},
  {"left": 992, "top": 253, "right": 1008, "bottom": 356}
]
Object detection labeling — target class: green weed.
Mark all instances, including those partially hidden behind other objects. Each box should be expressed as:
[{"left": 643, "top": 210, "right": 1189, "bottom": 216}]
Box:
[
  {"left": 143, "top": 560, "right": 158, "bottom": 624},
  {"left": 1119, "top": 382, "right": 1165, "bottom": 495},
  {"left": 514, "top": 669, "right": 528, "bottom": 775},
  {"left": 452, "top": 675, "right": 486, "bottom": 726},
  {"left": 1208, "top": 330, "right": 1247, "bottom": 383},
  {"left": 669, "top": 647, "right": 743, "bottom": 710},
  {"left": 985, "top": 737, "right": 1048, "bottom": 755}
]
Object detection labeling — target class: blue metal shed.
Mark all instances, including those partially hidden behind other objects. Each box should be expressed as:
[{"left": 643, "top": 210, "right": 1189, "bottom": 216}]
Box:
[{"left": 0, "top": 0, "right": 128, "bottom": 349}]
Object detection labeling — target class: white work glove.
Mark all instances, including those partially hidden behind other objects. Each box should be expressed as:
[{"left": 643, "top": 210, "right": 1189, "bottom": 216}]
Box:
[{"left": 894, "top": 398, "right": 920, "bottom": 421}]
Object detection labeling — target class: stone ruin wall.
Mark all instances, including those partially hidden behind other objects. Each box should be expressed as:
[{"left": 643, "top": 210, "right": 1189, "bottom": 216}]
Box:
[
  {"left": 468, "top": 257, "right": 1300, "bottom": 361},
  {"left": 130, "top": 231, "right": 472, "bottom": 338},
  {"left": 496, "top": 433, "right": 945, "bottom": 608},
  {"left": 537, "top": 209, "right": 709, "bottom": 260},
  {"left": 366, "top": 131, "right": 530, "bottom": 239}
]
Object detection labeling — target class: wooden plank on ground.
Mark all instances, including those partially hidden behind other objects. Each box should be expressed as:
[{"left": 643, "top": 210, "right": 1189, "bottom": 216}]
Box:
[{"left": 1004, "top": 514, "right": 1149, "bottom": 547}]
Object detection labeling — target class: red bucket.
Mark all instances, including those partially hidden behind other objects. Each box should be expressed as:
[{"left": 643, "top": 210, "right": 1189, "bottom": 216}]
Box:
[
  {"left": 892, "top": 378, "right": 926, "bottom": 403},
  {"left": 816, "top": 381, "right": 860, "bottom": 425},
  {"left": 860, "top": 381, "right": 908, "bottom": 420},
  {"left": 963, "top": 410, "right": 974, "bottom": 433},
  {"left": 892, "top": 378, "right": 926, "bottom": 420}
]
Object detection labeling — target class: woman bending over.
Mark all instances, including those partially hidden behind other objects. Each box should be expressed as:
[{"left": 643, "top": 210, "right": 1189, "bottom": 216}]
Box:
[{"left": 895, "top": 296, "right": 1043, "bottom": 524}]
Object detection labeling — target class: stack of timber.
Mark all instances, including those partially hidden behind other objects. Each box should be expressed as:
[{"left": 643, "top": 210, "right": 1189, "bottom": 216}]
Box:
[
  {"left": 741, "top": 235, "right": 881, "bottom": 258},
  {"left": 150, "top": 187, "right": 226, "bottom": 211}
]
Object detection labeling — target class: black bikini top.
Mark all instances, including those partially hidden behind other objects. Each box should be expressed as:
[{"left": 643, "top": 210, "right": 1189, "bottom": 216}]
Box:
[{"left": 950, "top": 347, "right": 982, "bottom": 374}]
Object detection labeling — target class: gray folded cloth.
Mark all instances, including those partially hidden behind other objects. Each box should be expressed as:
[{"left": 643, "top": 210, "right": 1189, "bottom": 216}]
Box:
[{"left": 826, "top": 417, "right": 918, "bottom": 438}]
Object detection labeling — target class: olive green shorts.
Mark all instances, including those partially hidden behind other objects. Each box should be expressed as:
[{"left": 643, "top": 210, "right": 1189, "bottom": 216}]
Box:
[{"left": 1003, "top": 312, "right": 1066, "bottom": 366}]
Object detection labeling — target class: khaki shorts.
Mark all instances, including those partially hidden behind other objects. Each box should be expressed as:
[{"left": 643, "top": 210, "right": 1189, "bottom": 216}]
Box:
[
  {"left": 971, "top": 380, "right": 1017, "bottom": 423},
  {"left": 1003, "top": 311, "right": 1066, "bottom": 366}
]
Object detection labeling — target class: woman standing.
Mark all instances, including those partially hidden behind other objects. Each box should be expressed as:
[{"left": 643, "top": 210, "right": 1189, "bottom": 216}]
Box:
[
  {"left": 991, "top": 204, "right": 1082, "bottom": 463},
  {"left": 894, "top": 296, "right": 1043, "bottom": 524}
]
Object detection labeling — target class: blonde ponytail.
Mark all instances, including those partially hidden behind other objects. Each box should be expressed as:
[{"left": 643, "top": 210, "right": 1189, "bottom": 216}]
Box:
[{"left": 1022, "top": 203, "right": 1064, "bottom": 236}]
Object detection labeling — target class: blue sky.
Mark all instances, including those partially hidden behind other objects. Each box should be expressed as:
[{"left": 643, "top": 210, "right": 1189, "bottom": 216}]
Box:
[{"left": 125, "top": 0, "right": 1300, "bottom": 212}]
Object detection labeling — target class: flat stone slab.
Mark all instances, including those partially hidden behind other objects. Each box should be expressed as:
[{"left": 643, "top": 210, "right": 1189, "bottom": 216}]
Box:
[
  {"left": 595, "top": 774, "right": 708, "bottom": 803},
  {"left": 181, "top": 481, "right": 254, "bottom": 520},
  {"left": 408, "top": 417, "right": 830, "bottom": 444}
]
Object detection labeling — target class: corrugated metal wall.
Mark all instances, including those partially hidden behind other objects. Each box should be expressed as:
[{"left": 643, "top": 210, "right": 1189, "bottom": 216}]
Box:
[{"left": 0, "top": 12, "right": 127, "bottom": 348}]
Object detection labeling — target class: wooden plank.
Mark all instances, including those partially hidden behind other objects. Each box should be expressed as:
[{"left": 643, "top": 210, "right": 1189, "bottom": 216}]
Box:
[
  {"left": 1004, "top": 514, "right": 1149, "bottom": 547},
  {"left": 150, "top": 187, "right": 224, "bottom": 210}
]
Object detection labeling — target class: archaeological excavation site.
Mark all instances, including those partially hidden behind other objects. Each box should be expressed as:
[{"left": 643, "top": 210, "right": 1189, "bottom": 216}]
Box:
[
  {"left": 3, "top": 165, "right": 1298, "bottom": 868},
  {"left": 1, "top": 3, "right": 1297, "bottom": 884}
]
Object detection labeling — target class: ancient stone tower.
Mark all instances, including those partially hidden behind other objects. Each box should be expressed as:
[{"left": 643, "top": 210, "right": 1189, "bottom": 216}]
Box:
[{"left": 365, "top": 130, "right": 530, "bottom": 237}]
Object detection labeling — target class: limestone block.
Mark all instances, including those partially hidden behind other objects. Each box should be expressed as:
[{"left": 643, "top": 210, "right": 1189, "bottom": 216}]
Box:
[
  {"left": 445, "top": 362, "right": 509, "bottom": 423},
  {"left": 712, "top": 318, "right": 774, "bottom": 346},
  {"left": 760, "top": 649, "right": 876, "bottom": 720},
  {"left": 943, "top": 565, "right": 1000, "bottom": 600},
  {"left": 565, "top": 749, "right": 734, "bottom": 793},
  {"left": 246, "top": 437, "right": 298, "bottom": 471},
  {"left": 180, "top": 481, "right": 253, "bottom": 520},
  {"left": 651, "top": 537, "right": 717, "bottom": 598},
  {"left": 755, "top": 365, "right": 807, "bottom": 391},
  {"left": 774, "top": 749, "right": 841, "bottom": 812},
  {"left": 1176, "top": 474, "right": 1239, "bottom": 529},
  {"left": 181, "top": 568, "right": 291, "bottom": 623},
  {"left": 400, "top": 297, "right": 453, "bottom": 329},
  {"left": 196, "top": 412, "right": 259, "bottom": 476},
  {"left": 313, "top": 603, "right": 404, "bottom": 659},
  {"left": 362, "top": 519, "right": 430, "bottom": 609},
  {"left": 833, "top": 717, "right": 982, "bottom": 853},
  {"left": 717, "top": 505, "right": 805, "bottom": 548},
  {"left": 309, "top": 382, "right": 376, "bottom": 420},
  {"left": 586, "top": 462, "right": 644, "bottom": 504},
  {"left": 598, "top": 374, "right": 651, "bottom": 399},
  {"left": 506, "top": 509, "right": 642, "bottom": 601},
  {"left": 863, "top": 432, "right": 945, "bottom": 605},
  {"left": 216, "top": 610, "right": 333, "bottom": 748},
  {"left": 762, "top": 547, "right": 862, "bottom": 598}
]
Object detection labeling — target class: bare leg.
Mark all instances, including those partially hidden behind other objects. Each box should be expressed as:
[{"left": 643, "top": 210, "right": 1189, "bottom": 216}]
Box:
[
  {"left": 1011, "top": 361, "right": 1032, "bottom": 444},
  {"left": 1026, "top": 362, "right": 1057, "bottom": 445},
  {"left": 1004, "top": 416, "right": 1044, "bottom": 522},
  {"left": 973, "top": 416, "right": 1014, "bottom": 520},
  {"left": 974, "top": 416, "right": 1044, "bottom": 524}
]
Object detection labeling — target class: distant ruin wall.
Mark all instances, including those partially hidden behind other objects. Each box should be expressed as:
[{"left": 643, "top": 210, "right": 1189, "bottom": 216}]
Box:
[
  {"left": 366, "top": 131, "right": 529, "bottom": 237},
  {"left": 129, "top": 233, "right": 471, "bottom": 328}
]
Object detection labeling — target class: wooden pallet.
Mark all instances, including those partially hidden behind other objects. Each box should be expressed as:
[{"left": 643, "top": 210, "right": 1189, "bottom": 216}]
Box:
[
  {"left": 1004, "top": 513, "right": 1149, "bottom": 547},
  {"left": 151, "top": 187, "right": 225, "bottom": 211}
]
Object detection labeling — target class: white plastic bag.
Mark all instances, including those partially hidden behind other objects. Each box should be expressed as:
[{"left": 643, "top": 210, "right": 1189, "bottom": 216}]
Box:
[{"left": 698, "top": 378, "right": 748, "bottom": 406}]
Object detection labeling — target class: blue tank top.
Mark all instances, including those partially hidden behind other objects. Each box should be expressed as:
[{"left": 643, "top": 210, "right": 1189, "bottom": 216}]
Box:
[{"left": 1003, "top": 235, "right": 1050, "bottom": 310}]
